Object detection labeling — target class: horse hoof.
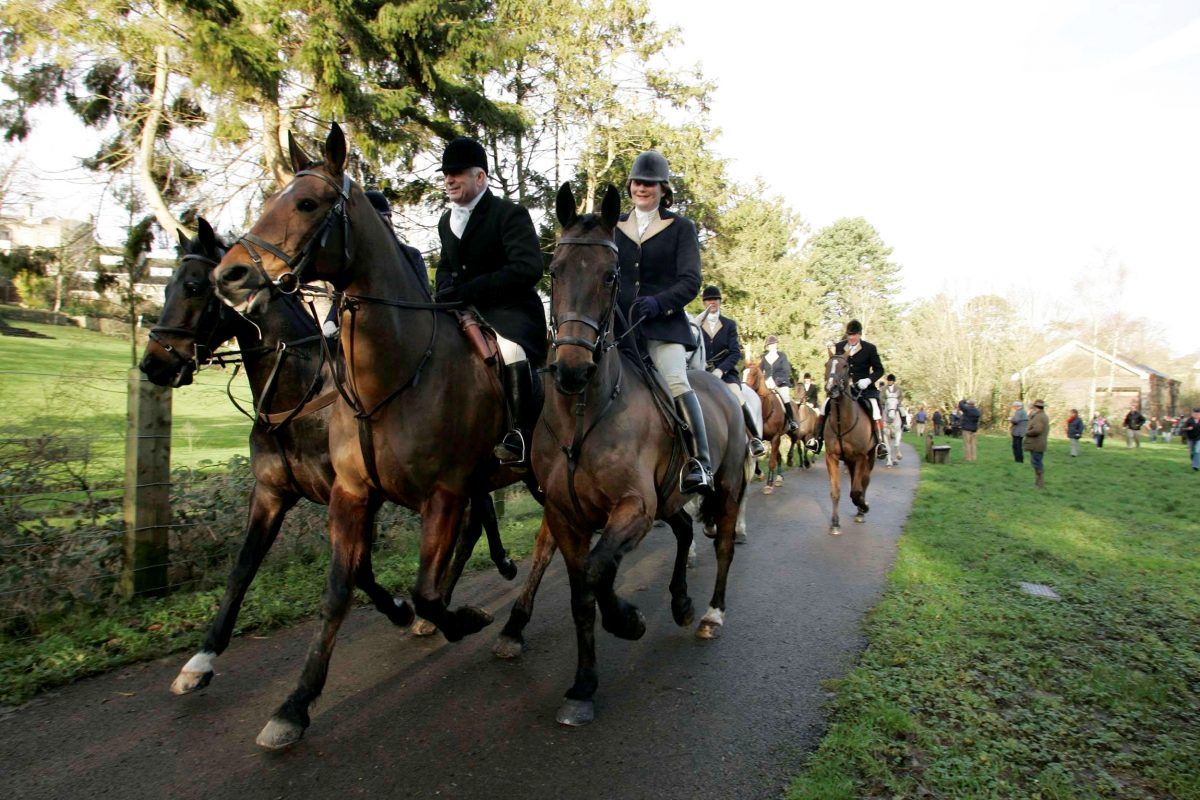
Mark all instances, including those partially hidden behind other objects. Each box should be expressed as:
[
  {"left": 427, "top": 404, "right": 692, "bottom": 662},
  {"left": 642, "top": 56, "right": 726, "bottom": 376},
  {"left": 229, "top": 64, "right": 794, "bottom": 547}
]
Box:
[
  {"left": 734, "top": 531, "right": 748, "bottom": 545},
  {"left": 410, "top": 618, "right": 438, "bottom": 637},
  {"left": 696, "top": 607, "right": 724, "bottom": 639},
  {"left": 603, "top": 606, "right": 646, "bottom": 641},
  {"left": 387, "top": 597, "right": 415, "bottom": 627},
  {"left": 556, "top": 698, "right": 595, "bottom": 727},
  {"left": 752, "top": 473, "right": 764, "bottom": 482},
  {"left": 454, "top": 605, "right": 494, "bottom": 636},
  {"left": 671, "top": 596, "right": 695, "bottom": 627},
  {"left": 170, "top": 669, "right": 213, "bottom": 695},
  {"left": 855, "top": 514, "right": 865, "bottom": 523},
  {"left": 492, "top": 634, "right": 524, "bottom": 660},
  {"left": 256, "top": 717, "right": 305, "bottom": 750},
  {"left": 762, "top": 485, "right": 774, "bottom": 495},
  {"left": 830, "top": 527, "right": 842, "bottom": 536},
  {"left": 497, "top": 558, "right": 518, "bottom": 581},
  {"left": 775, "top": 475, "right": 784, "bottom": 486}
]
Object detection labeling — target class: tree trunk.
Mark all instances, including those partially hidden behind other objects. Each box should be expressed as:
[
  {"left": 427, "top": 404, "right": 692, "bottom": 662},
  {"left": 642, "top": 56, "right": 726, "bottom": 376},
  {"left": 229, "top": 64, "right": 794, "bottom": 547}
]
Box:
[
  {"left": 262, "top": 103, "right": 292, "bottom": 187},
  {"left": 137, "top": 11, "right": 192, "bottom": 239}
]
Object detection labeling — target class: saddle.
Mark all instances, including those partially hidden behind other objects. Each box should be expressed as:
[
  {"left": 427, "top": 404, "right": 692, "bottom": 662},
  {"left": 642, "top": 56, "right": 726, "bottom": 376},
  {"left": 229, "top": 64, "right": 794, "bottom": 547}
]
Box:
[{"left": 455, "top": 309, "right": 499, "bottom": 365}]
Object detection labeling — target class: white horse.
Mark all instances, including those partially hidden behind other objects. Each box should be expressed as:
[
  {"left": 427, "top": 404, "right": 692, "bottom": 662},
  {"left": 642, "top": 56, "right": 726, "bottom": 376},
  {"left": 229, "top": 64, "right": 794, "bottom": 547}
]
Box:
[{"left": 883, "top": 387, "right": 905, "bottom": 467}]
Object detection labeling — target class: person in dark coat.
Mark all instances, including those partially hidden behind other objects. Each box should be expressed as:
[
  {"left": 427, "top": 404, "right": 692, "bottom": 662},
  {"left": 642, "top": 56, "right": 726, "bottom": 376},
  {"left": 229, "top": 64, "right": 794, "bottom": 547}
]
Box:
[
  {"left": 800, "top": 372, "right": 819, "bottom": 409},
  {"left": 365, "top": 190, "right": 429, "bottom": 296},
  {"left": 958, "top": 399, "right": 982, "bottom": 462},
  {"left": 933, "top": 408, "right": 944, "bottom": 436},
  {"left": 759, "top": 335, "right": 800, "bottom": 433},
  {"left": 434, "top": 137, "right": 546, "bottom": 467},
  {"left": 697, "top": 285, "right": 765, "bottom": 457},
  {"left": 615, "top": 149, "right": 710, "bottom": 493},
  {"left": 1025, "top": 399, "right": 1049, "bottom": 488},
  {"left": 809, "top": 319, "right": 886, "bottom": 456},
  {"left": 1066, "top": 408, "right": 1084, "bottom": 457}
]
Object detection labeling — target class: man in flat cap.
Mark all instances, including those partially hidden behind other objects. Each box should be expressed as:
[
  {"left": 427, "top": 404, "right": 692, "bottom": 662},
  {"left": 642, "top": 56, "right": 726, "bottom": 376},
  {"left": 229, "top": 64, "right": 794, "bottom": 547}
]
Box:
[{"left": 435, "top": 137, "right": 546, "bottom": 468}]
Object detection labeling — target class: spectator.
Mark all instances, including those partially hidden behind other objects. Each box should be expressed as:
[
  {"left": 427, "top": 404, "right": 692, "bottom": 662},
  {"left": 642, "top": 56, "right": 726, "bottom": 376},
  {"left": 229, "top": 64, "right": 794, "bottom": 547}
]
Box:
[
  {"left": 1123, "top": 402, "right": 1147, "bottom": 448},
  {"left": 1066, "top": 408, "right": 1084, "bottom": 457},
  {"left": 958, "top": 398, "right": 981, "bottom": 462},
  {"left": 1010, "top": 401, "right": 1029, "bottom": 463},
  {"left": 1182, "top": 407, "right": 1200, "bottom": 471},
  {"left": 1162, "top": 416, "right": 1175, "bottom": 446},
  {"left": 933, "top": 408, "right": 944, "bottom": 436},
  {"left": 1025, "top": 399, "right": 1049, "bottom": 488},
  {"left": 915, "top": 406, "right": 928, "bottom": 436},
  {"left": 1149, "top": 416, "right": 1160, "bottom": 443},
  {"left": 1092, "top": 413, "right": 1108, "bottom": 448}
]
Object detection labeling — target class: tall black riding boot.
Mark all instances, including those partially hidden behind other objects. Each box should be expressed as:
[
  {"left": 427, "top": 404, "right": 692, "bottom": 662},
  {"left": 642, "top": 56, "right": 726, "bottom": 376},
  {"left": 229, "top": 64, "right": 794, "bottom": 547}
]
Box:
[
  {"left": 782, "top": 400, "right": 799, "bottom": 434},
  {"left": 742, "top": 404, "right": 767, "bottom": 458},
  {"left": 495, "top": 362, "right": 534, "bottom": 467},
  {"left": 676, "top": 391, "right": 715, "bottom": 494},
  {"left": 807, "top": 414, "right": 825, "bottom": 453}
]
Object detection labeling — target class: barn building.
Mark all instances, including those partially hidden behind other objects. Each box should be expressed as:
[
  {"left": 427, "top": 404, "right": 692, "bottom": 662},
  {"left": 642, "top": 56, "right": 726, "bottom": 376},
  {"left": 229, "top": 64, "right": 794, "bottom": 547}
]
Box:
[{"left": 1021, "top": 339, "right": 1180, "bottom": 419}]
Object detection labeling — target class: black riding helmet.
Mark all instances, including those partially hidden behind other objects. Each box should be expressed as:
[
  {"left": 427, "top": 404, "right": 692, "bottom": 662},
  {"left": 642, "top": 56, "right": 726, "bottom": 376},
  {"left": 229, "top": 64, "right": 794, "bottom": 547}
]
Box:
[
  {"left": 626, "top": 150, "right": 673, "bottom": 208},
  {"left": 846, "top": 319, "right": 863, "bottom": 335},
  {"left": 702, "top": 285, "right": 721, "bottom": 301}
]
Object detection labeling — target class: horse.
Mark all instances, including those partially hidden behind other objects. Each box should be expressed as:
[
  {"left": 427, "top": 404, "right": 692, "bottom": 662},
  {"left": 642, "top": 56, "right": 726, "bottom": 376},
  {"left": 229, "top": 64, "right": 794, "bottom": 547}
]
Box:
[
  {"left": 139, "top": 219, "right": 516, "bottom": 697},
  {"left": 536, "top": 182, "right": 750, "bottom": 726},
  {"left": 822, "top": 353, "right": 876, "bottom": 535},
  {"left": 882, "top": 388, "right": 905, "bottom": 467},
  {"left": 209, "top": 123, "right": 531, "bottom": 749},
  {"left": 743, "top": 363, "right": 812, "bottom": 492}
]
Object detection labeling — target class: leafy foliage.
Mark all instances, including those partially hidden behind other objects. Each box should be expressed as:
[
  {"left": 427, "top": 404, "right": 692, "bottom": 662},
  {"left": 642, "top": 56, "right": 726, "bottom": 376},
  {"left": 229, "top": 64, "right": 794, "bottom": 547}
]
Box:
[{"left": 803, "top": 217, "right": 903, "bottom": 338}]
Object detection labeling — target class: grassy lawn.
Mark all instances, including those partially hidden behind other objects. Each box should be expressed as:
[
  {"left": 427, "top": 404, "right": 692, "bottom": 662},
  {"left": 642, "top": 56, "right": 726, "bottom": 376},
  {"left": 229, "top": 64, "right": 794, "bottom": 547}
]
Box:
[
  {"left": 0, "top": 489, "right": 544, "bottom": 706},
  {"left": 0, "top": 316, "right": 253, "bottom": 481},
  {"left": 790, "top": 433, "right": 1199, "bottom": 800}
]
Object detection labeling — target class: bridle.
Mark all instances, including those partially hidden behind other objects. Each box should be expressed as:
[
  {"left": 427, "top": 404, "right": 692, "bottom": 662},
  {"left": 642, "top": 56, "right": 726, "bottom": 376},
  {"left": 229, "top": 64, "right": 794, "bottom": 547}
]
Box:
[
  {"left": 547, "top": 235, "right": 621, "bottom": 365},
  {"left": 234, "top": 169, "right": 352, "bottom": 295},
  {"left": 148, "top": 253, "right": 236, "bottom": 376}
]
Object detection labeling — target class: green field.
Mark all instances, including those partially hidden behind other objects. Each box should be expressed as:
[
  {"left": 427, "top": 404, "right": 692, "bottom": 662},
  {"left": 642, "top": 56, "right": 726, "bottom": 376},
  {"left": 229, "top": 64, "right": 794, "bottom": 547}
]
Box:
[
  {"left": 790, "top": 433, "right": 1199, "bottom": 799},
  {"left": 0, "top": 318, "right": 254, "bottom": 481}
]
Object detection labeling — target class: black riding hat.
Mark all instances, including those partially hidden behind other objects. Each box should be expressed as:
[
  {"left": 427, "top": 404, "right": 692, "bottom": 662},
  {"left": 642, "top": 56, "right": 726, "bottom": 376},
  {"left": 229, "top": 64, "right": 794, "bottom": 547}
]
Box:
[
  {"left": 441, "top": 137, "right": 488, "bottom": 173},
  {"left": 626, "top": 150, "right": 674, "bottom": 208},
  {"left": 364, "top": 190, "right": 391, "bottom": 216},
  {"left": 846, "top": 319, "right": 863, "bottom": 335},
  {"left": 702, "top": 285, "right": 722, "bottom": 301}
]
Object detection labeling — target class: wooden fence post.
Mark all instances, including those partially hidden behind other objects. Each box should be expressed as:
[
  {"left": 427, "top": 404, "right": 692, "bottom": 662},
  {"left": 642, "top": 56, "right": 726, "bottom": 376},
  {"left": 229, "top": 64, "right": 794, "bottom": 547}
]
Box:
[{"left": 121, "top": 368, "right": 172, "bottom": 598}]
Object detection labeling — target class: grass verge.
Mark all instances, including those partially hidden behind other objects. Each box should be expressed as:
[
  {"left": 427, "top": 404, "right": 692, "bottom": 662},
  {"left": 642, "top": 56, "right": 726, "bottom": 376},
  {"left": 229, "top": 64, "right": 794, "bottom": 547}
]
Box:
[
  {"left": 0, "top": 491, "right": 543, "bottom": 707},
  {"left": 789, "top": 433, "right": 1199, "bottom": 800}
]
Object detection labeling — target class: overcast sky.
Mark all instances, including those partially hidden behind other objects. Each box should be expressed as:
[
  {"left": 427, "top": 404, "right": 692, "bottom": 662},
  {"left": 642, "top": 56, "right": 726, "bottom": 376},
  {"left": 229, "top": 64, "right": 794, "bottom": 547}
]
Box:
[
  {"left": 652, "top": 0, "right": 1200, "bottom": 356},
  {"left": 7, "top": 0, "right": 1199, "bottom": 357}
]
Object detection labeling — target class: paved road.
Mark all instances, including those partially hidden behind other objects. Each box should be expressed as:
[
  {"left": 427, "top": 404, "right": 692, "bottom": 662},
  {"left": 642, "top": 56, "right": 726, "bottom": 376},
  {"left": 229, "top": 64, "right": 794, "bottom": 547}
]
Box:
[{"left": 0, "top": 445, "right": 919, "bottom": 800}]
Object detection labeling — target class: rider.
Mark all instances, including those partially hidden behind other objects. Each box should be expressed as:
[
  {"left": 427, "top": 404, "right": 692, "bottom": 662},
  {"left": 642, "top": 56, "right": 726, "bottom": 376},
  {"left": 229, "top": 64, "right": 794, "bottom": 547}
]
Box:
[
  {"left": 759, "top": 335, "right": 800, "bottom": 434},
  {"left": 697, "top": 285, "right": 766, "bottom": 458},
  {"left": 808, "top": 319, "right": 887, "bottom": 458},
  {"left": 364, "top": 190, "right": 430, "bottom": 295},
  {"left": 800, "top": 372, "right": 819, "bottom": 409},
  {"left": 615, "top": 149, "right": 712, "bottom": 494},
  {"left": 882, "top": 374, "right": 904, "bottom": 463},
  {"left": 434, "top": 137, "right": 546, "bottom": 468}
]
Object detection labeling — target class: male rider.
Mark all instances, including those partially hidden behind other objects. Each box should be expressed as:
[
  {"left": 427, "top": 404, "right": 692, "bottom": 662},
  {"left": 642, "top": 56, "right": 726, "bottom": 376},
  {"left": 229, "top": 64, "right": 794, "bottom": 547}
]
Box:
[
  {"left": 697, "top": 285, "right": 766, "bottom": 457},
  {"left": 808, "top": 319, "right": 887, "bottom": 458}
]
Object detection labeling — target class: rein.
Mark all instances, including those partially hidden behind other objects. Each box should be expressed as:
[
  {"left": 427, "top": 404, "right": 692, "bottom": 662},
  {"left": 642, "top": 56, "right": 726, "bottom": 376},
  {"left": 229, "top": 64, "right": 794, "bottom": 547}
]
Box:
[{"left": 827, "top": 357, "right": 868, "bottom": 456}]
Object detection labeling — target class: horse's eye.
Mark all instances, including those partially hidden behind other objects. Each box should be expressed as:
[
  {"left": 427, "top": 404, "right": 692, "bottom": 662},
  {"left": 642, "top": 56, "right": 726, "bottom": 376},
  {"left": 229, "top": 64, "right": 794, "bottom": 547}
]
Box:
[
  {"left": 602, "top": 270, "right": 616, "bottom": 286},
  {"left": 298, "top": 198, "right": 319, "bottom": 213}
]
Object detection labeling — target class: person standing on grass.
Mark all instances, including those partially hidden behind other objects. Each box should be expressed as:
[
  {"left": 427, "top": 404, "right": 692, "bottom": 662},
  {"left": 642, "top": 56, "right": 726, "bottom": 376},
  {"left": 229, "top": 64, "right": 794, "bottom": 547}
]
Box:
[
  {"left": 1025, "top": 399, "right": 1049, "bottom": 488},
  {"left": 958, "top": 398, "right": 981, "bottom": 462},
  {"left": 1093, "top": 413, "right": 1108, "bottom": 448},
  {"left": 1161, "top": 416, "right": 1175, "bottom": 446},
  {"left": 933, "top": 408, "right": 944, "bottom": 436},
  {"left": 915, "top": 406, "right": 927, "bottom": 437},
  {"left": 1182, "top": 407, "right": 1200, "bottom": 471},
  {"left": 1010, "top": 400, "right": 1029, "bottom": 463},
  {"left": 1066, "top": 408, "right": 1084, "bottom": 457},
  {"left": 1123, "top": 402, "right": 1147, "bottom": 448}
]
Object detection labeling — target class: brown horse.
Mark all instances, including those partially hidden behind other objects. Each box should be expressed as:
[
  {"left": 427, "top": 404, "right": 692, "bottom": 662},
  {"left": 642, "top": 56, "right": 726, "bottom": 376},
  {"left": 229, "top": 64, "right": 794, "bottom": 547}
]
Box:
[
  {"left": 210, "top": 124, "right": 528, "bottom": 749},
  {"left": 140, "top": 221, "right": 516, "bottom": 696},
  {"left": 822, "top": 353, "right": 875, "bottom": 534},
  {"left": 537, "top": 183, "right": 749, "bottom": 726},
  {"left": 744, "top": 363, "right": 813, "bottom": 491}
]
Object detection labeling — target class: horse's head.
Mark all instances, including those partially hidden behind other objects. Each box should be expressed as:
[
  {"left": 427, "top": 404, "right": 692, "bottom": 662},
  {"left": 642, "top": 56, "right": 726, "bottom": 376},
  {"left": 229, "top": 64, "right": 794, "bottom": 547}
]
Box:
[
  {"left": 825, "top": 353, "right": 850, "bottom": 399},
  {"left": 548, "top": 181, "right": 621, "bottom": 395},
  {"left": 213, "top": 123, "right": 360, "bottom": 313},
  {"left": 744, "top": 362, "right": 764, "bottom": 393},
  {"left": 139, "top": 219, "right": 237, "bottom": 387}
]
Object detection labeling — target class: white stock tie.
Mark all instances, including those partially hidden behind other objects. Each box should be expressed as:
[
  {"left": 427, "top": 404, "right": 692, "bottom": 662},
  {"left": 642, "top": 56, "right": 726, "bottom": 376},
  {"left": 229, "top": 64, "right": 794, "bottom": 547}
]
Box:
[{"left": 450, "top": 206, "right": 471, "bottom": 239}]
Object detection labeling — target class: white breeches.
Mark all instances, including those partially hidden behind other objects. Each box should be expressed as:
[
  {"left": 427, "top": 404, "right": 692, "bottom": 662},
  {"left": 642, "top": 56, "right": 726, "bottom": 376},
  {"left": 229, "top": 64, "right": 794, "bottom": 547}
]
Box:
[
  {"left": 724, "top": 382, "right": 745, "bottom": 406},
  {"left": 647, "top": 340, "right": 691, "bottom": 398},
  {"left": 774, "top": 386, "right": 792, "bottom": 404},
  {"left": 496, "top": 333, "right": 526, "bottom": 365}
]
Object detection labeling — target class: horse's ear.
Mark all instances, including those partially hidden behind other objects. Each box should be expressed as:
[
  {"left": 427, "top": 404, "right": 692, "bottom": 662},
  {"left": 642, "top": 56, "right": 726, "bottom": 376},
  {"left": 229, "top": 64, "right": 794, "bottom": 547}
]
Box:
[
  {"left": 287, "top": 131, "right": 311, "bottom": 174},
  {"left": 176, "top": 228, "right": 190, "bottom": 250},
  {"left": 324, "top": 122, "right": 347, "bottom": 177},
  {"left": 600, "top": 183, "right": 620, "bottom": 229},
  {"left": 196, "top": 217, "right": 218, "bottom": 257},
  {"left": 555, "top": 182, "right": 577, "bottom": 228}
]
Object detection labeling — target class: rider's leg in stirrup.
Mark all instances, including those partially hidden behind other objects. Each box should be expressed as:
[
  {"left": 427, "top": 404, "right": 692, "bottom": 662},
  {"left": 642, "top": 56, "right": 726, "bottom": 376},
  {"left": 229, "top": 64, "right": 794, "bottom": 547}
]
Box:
[
  {"left": 734, "top": 384, "right": 766, "bottom": 458},
  {"left": 807, "top": 397, "right": 829, "bottom": 453},
  {"left": 494, "top": 336, "right": 533, "bottom": 468},
  {"left": 778, "top": 386, "right": 799, "bottom": 433},
  {"left": 870, "top": 398, "right": 888, "bottom": 459},
  {"left": 652, "top": 340, "right": 713, "bottom": 494}
]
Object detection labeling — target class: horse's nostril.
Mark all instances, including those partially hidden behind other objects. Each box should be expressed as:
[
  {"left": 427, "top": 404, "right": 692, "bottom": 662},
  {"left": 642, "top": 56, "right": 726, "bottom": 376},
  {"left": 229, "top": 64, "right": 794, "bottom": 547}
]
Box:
[{"left": 221, "top": 265, "right": 249, "bottom": 285}]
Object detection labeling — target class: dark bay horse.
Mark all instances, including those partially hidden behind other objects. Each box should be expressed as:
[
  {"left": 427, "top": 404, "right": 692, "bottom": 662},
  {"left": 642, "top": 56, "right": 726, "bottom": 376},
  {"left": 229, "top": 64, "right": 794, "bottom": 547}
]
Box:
[
  {"left": 537, "top": 183, "right": 750, "bottom": 726},
  {"left": 210, "top": 124, "right": 528, "bottom": 748},
  {"left": 822, "top": 353, "right": 875, "bottom": 535},
  {"left": 744, "top": 363, "right": 813, "bottom": 491},
  {"left": 140, "top": 220, "right": 515, "bottom": 696}
]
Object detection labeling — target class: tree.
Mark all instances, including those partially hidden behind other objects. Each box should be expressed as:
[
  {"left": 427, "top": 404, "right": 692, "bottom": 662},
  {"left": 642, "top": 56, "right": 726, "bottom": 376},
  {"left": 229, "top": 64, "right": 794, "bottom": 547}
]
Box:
[{"left": 802, "top": 217, "right": 902, "bottom": 338}]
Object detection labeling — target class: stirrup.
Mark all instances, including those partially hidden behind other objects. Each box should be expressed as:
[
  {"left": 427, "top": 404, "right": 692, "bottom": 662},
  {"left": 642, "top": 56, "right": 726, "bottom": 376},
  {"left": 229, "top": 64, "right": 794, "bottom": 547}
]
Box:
[
  {"left": 805, "top": 436, "right": 822, "bottom": 454},
  {"left": 680, "top": 459, "right": 714, "bottom": 495},
  {"left": 875, "top": 442, "right": 888, "bottom": 460},
  {"left": 748, "top": 437, "right": 766, "bottom": 458},
  {"left": 785, "top": 419, "right": 799, "bottom": 434},
  {"left": 495, "top": 429, "right": 527, "bottom": 465}
]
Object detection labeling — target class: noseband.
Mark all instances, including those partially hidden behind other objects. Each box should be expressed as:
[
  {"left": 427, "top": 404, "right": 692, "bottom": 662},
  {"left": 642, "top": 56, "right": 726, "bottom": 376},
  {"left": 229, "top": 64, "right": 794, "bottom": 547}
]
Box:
[
  {"left": 235, "top": 170, "right": 352, "bottom": 294},
  {"left": 148, "top": 253, "right": 231, "bottom": 369},
  {"left": 548, "top": 236, "right": 620, "bottom": 358}
]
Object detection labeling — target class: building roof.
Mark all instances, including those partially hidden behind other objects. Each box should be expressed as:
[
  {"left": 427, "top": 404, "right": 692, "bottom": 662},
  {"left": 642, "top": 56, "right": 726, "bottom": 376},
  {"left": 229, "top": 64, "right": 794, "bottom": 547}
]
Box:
[{"left": 1028, "top": 339, "right": 1176, "bottom": 382}]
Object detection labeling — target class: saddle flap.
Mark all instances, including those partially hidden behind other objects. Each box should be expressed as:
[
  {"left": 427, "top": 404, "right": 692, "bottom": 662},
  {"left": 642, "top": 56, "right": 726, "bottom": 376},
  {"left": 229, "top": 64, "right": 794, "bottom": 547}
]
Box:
[{"left": 455, "top": 309, "right": 500, "bottom": 366}]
